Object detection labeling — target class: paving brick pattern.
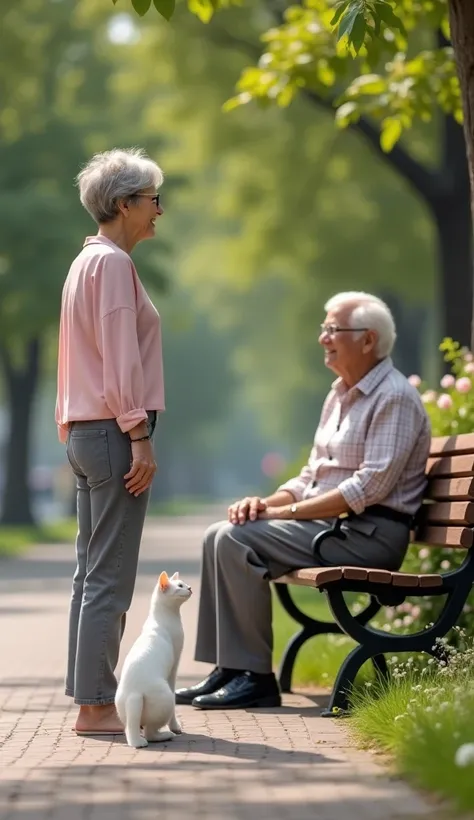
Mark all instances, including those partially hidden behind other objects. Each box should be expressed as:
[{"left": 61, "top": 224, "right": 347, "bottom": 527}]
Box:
[{"left": 0, "top": 512, "right": 435, "bottom": 819}]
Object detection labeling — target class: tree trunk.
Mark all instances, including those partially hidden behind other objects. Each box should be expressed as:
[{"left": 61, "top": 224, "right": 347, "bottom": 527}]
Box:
[
  {"left": 432, "top": 113, "right": 473, "bottom": 347},
  {"left": 433, "top": 194, "right": 473, "bottom": 348},
  {"left": 448, "top": 0, "right": 474, "bottom": 348},
  {"left": 379, "top": 291, "right": 427, "bottom": 375},
  {"left": 0, "top": 339, "right": 41, "bottom": 525}
]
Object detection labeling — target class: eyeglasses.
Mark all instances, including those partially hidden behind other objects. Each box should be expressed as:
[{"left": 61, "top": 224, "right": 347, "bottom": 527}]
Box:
[
  {"left": 133, "top": 193, "right": 161, "bottom": 207},
  {"left": 320, "top": 324, "right": 369, "bottom": 337}
]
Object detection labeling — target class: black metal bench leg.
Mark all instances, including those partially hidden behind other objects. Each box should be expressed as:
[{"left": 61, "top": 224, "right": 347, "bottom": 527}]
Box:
[
  {"left": 273, "top": 584, "right": 343, "bottom": 693},
  {"left": 371, "top": 653, "right": 389, "bottom": 682},
  {"left": 278, "top": 627, "right": 315, "bottom": 693},
  {"left": 321, "top": 643, "right": 372, "bottom": 717}
]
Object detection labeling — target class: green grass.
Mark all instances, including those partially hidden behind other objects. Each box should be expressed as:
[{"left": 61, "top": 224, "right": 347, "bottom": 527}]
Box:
[
  {"left": 0, "top": 518, "right": 77, "bottom": 556},
  {"left": 349, "top": 650, "right": 474, "bottom": 815},
  {"left": 272, "top": 586, "right": 372, "bottom": 687}
]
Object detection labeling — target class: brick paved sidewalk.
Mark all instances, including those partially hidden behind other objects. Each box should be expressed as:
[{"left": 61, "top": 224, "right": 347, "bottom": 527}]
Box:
[{"left": 0, "top": 513, "right": 434, "bottom": 820}]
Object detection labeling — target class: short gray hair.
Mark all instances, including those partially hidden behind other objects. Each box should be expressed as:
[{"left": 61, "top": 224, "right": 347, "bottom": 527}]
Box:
[
  {"left": 324, "top": 291, "right": 396, "bottom": 359},
  {"left": 77, "top": 147, "right": 164, "bottom": 224}
]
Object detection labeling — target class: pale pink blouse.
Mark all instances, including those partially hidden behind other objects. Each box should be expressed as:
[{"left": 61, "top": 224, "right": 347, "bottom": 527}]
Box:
[{"left": 55, "top": 236, "right": 164, "bottom": 443}]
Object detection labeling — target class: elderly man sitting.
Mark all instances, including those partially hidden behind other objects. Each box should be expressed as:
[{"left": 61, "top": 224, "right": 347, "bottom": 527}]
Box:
[{"left": 177, "top": 291, "right": 431, "bottom": 710}]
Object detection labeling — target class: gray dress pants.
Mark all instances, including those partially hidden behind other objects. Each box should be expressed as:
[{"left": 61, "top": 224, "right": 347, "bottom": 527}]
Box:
[
  {"left": 65, "top": 412, "right": 156, "bottom": 705},
  {"left": 194, "top": 513, "right": 410, "bottom": 675}
]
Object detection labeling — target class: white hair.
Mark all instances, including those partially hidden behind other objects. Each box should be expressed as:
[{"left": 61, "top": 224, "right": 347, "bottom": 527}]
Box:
[
  {"left": 324, "top": 291, "right": 396, "bottom": 359},
  {"left": 76, "top": 147, "right": 164, "bottom": 224}
]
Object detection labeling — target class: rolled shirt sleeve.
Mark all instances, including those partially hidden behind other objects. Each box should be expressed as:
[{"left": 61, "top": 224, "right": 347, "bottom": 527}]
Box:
[{"left": 338, "top": 394, "right": 425, "bottom": 515}]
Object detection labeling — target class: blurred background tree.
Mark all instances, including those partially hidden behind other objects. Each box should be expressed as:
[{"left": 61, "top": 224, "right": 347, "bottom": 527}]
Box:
[
  {"left": 123, "top": 0, "right": 471, "bottom": 349},
  {"left": 0, "top": 0, "right": 462, "bottom": 526}
]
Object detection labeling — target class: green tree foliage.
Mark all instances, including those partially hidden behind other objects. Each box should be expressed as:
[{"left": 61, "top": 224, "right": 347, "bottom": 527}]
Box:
[
  {"left": 119, "top": 0, "right": 459, "bottom": 149},
  {"left": 112, "top": 4, "right": 436, "bottom": 439},
  {"left": 122, "top": 0, "right": 473, "bottom": 351}
]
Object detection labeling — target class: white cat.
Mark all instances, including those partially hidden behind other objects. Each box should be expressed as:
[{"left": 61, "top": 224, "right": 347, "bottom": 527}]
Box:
[{"left": 115, "top": 570, "right": 192, "bottom": 748}]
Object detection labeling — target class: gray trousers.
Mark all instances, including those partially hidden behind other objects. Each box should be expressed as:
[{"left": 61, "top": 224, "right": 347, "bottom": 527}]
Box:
[
  {"left": 195, "top": 513, "right": 410, "bottom": 674},
  {"left": 65, "top": 413, "right": 156, "bottom": 705}
]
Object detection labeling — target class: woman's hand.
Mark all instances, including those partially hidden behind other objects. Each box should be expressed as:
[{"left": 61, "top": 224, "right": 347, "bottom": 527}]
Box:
[
  {"left": 124, "top": 439, "right": 157, "bottom": 497},
  {"left": 228, "top": 496, "right": 267, "bottom": 525}
]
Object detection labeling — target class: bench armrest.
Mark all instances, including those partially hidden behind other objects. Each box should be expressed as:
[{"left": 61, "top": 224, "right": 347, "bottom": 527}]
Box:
[{"left": 311, "top": 516, "right": 347, "bottom": 567}]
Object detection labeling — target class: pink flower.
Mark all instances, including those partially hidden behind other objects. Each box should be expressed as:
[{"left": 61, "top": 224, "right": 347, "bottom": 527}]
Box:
[
  {"left": 465, "top": 362, "right": 474, "bottom": 374},
  {"left": 421, "top": 390, "right": 437, "bottom": 404},
  {"left": 441, "top": 560, "right": 451, "bottom": 570},
  {"left": 464, "top": 352, "right": 474, "bottom": 362},
  {"left": 437, "top": 394, "right": 453, "bottom": 410},
  {"left": 408, "top": 374, "right": 421, "bottom": 388},
  {"left": 411, "top": 606, "right": 421, "bottom": 619},
  {"left": 440, "top": 374, "right": 455, "bottom": 388},
  {"left": 419, "top": 548, "right": 430, "bottom": 559},
  {"left": 456, "top": 377, "right": 472, "bottom": 394}
]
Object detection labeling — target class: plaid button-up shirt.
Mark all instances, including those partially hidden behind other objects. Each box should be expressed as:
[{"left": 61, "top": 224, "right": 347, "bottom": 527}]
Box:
[{"left": 278, "top": 357, "right": 431, "bottom": 515}]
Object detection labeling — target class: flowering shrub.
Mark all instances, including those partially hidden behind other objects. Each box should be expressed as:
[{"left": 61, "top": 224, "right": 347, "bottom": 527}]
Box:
[
  {"left": 383, "top": 338, "right": 474, "bottom": 641},
  {"left": 409, "top": 338, "right": 474, "bottom": 436}
]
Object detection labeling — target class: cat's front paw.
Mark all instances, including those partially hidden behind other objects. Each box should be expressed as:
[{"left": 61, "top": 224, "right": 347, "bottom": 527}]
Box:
[
  {"left": 127, "top": 735, "right": 148, "bottom": 748},
  {"left": 169, "top": 718, "right": 182, "bottom": 734}
]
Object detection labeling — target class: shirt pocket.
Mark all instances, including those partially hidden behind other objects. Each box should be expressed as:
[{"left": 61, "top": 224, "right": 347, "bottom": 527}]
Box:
[{"left": 69, "top": 429, "right": 112, "bottom": 486}]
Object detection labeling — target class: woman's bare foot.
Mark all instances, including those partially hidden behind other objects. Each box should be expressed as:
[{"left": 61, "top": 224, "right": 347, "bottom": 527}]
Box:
[{"left": 74, "top": 703, "right": 124, "bottom": 735}]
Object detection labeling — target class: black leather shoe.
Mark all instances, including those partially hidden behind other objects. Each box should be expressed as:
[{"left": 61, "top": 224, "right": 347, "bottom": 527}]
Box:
[
  {"left": 192, "top": 671, "right": 281, "bottom": 710},
  {"left": 175, "top": 667, "right": 238, "bottom": 705}
]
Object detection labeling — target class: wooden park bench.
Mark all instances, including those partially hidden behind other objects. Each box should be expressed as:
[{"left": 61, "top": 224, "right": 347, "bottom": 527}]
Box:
[{"left": 273, "top": 432, "right": 474, "bottom": 716}]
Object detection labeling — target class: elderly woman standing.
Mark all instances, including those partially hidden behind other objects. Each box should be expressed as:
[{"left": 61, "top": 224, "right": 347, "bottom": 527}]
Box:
[{"left": 55, "top": 148, "right": 165, "bottom": 735}]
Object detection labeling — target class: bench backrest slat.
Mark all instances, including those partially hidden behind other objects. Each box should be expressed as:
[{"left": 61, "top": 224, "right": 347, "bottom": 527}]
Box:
[
  {"left": 421, "top": 500, "right": 474, "bottom": 526},
  {"left": 415, "top": 434, "right": 474, "bottom": 549},
  {"left": 426, "top": 455, "right": 474, "bottom": 478},
  {"left": 429, "top": 433, "right": 474, "bottom": 457},
  {"left": 426, "top": 477, "right": 474, "bottom": 501}
]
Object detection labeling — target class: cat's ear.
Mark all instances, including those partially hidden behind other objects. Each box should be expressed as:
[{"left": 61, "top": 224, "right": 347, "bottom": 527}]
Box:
[
  {"left": 159, "top": 571, "right": 170, "bottom": 592},
  {"left": 170, "top": 572, "right": 179, "bottom": 581}
]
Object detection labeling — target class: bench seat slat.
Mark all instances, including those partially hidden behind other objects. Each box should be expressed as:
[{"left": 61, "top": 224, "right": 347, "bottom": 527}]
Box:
[
  {"left": 418, "top": 574, "right": 444, "bottom": 588},
  {"left": 274, "top": 567, "right": 443, "bottom": 589},
  {"left": 274, "top": 568, "right": 342, "bottom": 587}
]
